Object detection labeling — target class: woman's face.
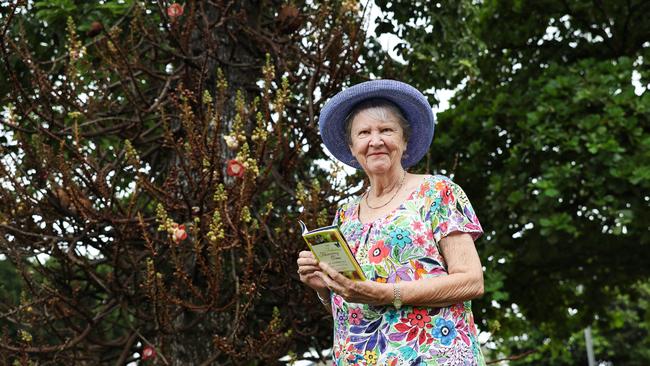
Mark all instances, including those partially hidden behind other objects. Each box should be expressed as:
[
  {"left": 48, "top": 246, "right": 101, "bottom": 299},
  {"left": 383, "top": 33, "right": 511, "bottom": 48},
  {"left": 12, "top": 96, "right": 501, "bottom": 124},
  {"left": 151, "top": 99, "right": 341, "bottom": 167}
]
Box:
[{"left": 348, "top": 110, "right": 407, "bottom": 175}]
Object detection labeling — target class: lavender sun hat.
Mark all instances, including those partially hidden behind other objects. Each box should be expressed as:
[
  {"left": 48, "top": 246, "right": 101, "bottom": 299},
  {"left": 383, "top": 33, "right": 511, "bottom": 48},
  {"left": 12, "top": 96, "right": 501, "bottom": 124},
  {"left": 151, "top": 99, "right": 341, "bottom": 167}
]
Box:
[{"left": 318, "top": 79, "right": 435, "bottom": 169}]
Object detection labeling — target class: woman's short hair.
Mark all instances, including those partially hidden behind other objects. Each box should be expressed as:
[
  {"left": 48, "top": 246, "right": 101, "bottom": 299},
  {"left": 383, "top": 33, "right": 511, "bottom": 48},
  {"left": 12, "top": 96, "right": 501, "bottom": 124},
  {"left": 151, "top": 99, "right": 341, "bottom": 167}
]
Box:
[{"left": 344, "top": 98, "right": 411, "bottom": 145}]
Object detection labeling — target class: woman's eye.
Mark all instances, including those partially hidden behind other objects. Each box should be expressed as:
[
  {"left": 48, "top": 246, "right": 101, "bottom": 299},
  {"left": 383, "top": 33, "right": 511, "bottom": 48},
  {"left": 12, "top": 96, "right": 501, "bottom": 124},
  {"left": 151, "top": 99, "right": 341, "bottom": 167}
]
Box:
[
  {"left": 382, "top": 128, "right": 393, "bottom": 133},
  {"left": 358, "top": 130, "right": 369, "bottom": 136}
]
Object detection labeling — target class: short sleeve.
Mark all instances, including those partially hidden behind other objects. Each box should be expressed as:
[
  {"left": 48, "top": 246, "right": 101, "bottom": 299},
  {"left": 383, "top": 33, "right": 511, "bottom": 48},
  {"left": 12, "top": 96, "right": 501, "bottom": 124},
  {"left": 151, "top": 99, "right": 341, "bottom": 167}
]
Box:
[
  {"left": 333, "top": 206, "right": 343, "bottom": 226},
  {"left": 430, "top": 178, "right": 483, "bottom": 243},
  {"left": 332, "top": 203, "right": 348, "bottom": 226}
]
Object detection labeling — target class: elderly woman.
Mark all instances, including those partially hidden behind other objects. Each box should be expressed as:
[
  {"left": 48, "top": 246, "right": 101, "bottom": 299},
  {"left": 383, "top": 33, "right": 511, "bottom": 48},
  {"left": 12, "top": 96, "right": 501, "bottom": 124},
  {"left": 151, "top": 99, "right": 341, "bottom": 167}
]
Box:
[{"left": 297, "top": 80, "right": 486, "bottom": 365}]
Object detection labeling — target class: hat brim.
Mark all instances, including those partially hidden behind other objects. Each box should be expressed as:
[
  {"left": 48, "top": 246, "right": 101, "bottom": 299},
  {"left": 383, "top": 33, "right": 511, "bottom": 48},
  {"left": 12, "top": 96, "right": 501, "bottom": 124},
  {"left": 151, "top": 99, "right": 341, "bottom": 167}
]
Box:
[{"left": 319, "top": 80, "right": 435, "bottom": 169}]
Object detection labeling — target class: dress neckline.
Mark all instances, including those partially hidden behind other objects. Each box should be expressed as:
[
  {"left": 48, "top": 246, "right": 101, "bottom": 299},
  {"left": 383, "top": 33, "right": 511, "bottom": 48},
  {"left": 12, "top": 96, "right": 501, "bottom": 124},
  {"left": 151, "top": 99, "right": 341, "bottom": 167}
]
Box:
[{"left": 354, "top": 175, "right": 433, "bottom": 226}]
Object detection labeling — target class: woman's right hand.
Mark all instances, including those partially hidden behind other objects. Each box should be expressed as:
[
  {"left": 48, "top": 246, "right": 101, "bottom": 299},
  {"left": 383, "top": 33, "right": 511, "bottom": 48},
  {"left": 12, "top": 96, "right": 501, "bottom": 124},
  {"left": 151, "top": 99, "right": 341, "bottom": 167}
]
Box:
[{"left": 296, "top": 251, "right": 328, "bottom": 292}]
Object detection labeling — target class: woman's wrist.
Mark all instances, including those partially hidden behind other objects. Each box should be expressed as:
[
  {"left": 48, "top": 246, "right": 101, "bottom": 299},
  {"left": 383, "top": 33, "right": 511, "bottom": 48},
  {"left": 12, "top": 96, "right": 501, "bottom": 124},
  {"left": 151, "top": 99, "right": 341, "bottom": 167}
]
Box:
[
  {"left": 316, "top": 289, "right": 331, "bottom": 305},
  {"left": 382, "top": 282, "right": 402, "bottom": 308},
  {"left": 392, "top": 282, "right": 403, "bottom": 309}
]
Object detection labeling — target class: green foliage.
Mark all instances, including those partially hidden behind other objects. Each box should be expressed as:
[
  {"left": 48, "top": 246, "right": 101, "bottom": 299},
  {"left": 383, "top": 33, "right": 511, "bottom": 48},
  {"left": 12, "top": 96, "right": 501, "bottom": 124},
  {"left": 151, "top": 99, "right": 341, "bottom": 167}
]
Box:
[
  {"left": 371, "top": 0, "right": 650, "bottom": 363},
  {"left": 443, "top": 35, "right": 650, "bottom": 366},
  {"left": 0, "top": 0, "right": 133, "bottom": 99},
  {"left": 485, "top": 281, "right": 650, "bottom": 365},
  {"left": 368, "top": 0, "right": 483, "bottom": 100},
  {"left": 0, "top": 260, "right": 21, "bottom": 306}
]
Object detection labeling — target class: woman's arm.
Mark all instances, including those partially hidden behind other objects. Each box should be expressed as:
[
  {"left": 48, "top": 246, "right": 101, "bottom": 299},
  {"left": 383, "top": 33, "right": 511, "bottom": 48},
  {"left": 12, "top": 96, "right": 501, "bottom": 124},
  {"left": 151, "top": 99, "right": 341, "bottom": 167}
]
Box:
[
  {"left": 401, "top": 232, "right": 483, "bottom": 307},
  {"left": 317, "top": 232, "right": 483, "bottom": 307}
]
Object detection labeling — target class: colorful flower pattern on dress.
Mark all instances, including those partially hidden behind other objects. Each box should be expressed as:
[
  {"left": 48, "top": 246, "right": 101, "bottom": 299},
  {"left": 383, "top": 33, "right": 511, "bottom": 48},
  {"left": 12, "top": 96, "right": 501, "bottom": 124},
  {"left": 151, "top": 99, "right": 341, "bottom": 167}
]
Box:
[
  {"left": 368, "top": 240, "right": 390, "bottom": 264},
  {"left": 349, "top": 307, "right": 364, "bottom": 325},
  {"left": 433, "top": 318, "right": 457, "bottom": 346},
  {"left": 389, "top": 227, "right": 412, "bottom": 248},
  {"left": 331, "top": 175, "right": 486, "bottom": 366}
]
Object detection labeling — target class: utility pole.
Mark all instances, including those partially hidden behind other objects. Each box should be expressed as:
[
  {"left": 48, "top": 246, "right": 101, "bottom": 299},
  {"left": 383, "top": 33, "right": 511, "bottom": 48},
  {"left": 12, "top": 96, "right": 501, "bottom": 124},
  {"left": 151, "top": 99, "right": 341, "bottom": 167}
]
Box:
[{"left": 584, "top": 326, "right": 596, "bottom": 366}]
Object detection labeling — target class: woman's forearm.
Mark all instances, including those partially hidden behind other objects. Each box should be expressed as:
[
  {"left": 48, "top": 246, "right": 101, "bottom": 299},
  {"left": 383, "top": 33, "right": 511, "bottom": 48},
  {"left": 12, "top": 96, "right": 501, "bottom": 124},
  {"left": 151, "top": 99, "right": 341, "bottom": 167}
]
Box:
[
  {"left": 398, "top": 271, "right": 484, "bottom": 308},
  {"left": 394, "top": 232, "right": 484, "bottom": 308},
  {"left": 316, "top": 234, "right": 484, "bottom": 309}
]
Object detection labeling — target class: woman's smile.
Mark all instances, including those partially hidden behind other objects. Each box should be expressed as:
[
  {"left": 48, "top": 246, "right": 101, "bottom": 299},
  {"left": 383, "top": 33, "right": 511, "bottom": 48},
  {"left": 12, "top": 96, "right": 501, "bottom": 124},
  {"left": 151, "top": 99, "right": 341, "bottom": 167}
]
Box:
[{"left": 348, "top": 111, "right": 407, "bottom": 174}]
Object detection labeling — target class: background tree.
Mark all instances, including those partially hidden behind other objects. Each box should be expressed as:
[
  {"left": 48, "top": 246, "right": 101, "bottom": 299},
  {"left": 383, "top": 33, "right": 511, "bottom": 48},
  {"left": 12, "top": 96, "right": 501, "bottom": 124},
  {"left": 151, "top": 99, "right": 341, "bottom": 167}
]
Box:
[
  {"left": 4, "top": 0, "right": 649, "bottom": 364},
  {"left": 371, "top": 0, "right": 650, "bottom": 363},
  {"left": 0, "top": 0, "right": 367, "bottom": 364}
]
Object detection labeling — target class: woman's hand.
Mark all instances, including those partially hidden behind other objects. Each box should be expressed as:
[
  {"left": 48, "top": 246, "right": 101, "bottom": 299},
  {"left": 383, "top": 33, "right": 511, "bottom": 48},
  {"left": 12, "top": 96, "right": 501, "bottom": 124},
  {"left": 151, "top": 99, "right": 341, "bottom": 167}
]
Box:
[
  {"left": 296, "top": 251, "right": 328, "bottom": 292},
  {"left": 317, "top": 262, "right": 391, "bottom": 306}
]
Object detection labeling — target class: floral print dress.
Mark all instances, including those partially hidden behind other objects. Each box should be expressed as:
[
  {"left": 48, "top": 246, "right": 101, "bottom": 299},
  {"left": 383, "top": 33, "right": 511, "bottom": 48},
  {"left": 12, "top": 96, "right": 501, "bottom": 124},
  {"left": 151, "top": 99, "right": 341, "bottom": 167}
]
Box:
[{"left": 330, "top": 175, "right": 485, "bottom": 366}]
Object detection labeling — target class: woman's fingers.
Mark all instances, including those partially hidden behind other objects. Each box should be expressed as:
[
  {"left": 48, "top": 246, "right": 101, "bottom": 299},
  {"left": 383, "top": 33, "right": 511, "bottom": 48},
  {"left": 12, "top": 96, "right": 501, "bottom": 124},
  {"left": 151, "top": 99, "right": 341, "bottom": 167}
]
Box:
[
  {"left": 296, "top": 251, "right": 330, "bottom": 293},
  {"left": 318, "top": 262, "right": 354, "bottom": 294},
  {"left": 297, "top": 255, "right": 320, "bottom": 277},
  {"left": 297, "top": 266, "right": 320, "bottom": 276},
  {"left": 298, "top": 250, "right": 316, "bottom": 259},
  {"left": 317, "top": 270, "right": 341, "bottom": 293},
  {"left": 302, "top": 259, "right": 384, "bottom": 305},
  {"left": 296, "top": 257, "right": 319, "bottom": 267},
  {"left": 296, "top": 251, "right": 319, "bottom": 272},
  {"left": 299, "top": 258, "right": 360, "bottom": 299},
  {"left": 318, "top": 262, "right": 348, "bottom": 284}
]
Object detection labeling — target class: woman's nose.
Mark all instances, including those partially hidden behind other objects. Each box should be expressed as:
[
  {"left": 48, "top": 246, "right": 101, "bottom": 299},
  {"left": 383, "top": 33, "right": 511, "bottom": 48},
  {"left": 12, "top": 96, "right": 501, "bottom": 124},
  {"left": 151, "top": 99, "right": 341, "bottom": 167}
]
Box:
[{"left": 368, "top": 132, "right": 384, "bottom": 146}]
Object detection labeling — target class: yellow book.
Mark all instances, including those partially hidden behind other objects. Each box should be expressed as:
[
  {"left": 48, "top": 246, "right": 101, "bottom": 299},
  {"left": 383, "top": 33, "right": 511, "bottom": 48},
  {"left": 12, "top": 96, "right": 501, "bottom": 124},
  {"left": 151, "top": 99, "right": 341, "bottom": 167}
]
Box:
[{"left": 299, "top": 220, "right": 366, "bottom": 281}]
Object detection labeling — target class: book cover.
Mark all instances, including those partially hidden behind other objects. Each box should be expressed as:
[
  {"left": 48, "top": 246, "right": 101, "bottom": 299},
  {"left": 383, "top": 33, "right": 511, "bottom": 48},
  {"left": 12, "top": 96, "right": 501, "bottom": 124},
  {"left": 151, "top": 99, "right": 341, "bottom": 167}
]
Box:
[{"left": 299, "top": 220, "right": 366, "bottom": 281}]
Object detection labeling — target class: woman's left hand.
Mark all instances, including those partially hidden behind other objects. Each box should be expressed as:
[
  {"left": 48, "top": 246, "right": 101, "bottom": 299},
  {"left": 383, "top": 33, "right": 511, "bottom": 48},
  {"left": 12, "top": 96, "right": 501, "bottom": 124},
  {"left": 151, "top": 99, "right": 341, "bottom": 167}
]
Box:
[{"left": 317, "top": 262, "right": 390, "bottom": 306}]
